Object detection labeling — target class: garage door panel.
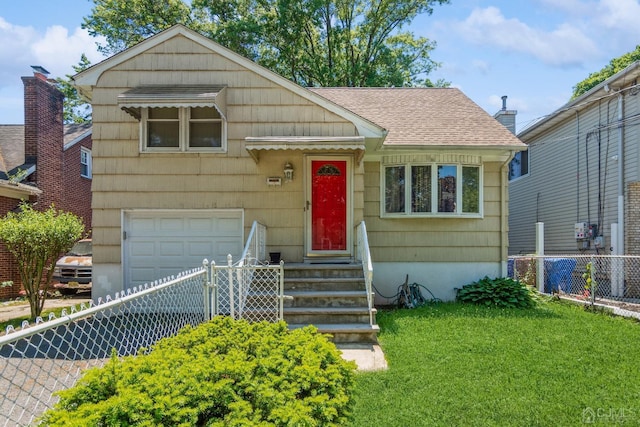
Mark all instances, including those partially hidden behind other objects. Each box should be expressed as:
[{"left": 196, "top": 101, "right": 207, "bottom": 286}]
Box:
[
  {"left": 187, "top": 242, "right": 214, "bottom": 258},
  {"left": 218, "top": 217, "right": 242, "bottom": 233},
  {"left": 158, "top": 241, "right": 185, "bottom": 257},
  {"left": 124, "top": 210, "right": 243, "bottom": 289},
  {"left": 130, "top": 241, "right": 155, "bottom": 257},
  {"left": 130, "top": 267, "right": 157, "bottom": 283},
  {"left": 188, "top": 218, "right": 215, "bottom": 232}
]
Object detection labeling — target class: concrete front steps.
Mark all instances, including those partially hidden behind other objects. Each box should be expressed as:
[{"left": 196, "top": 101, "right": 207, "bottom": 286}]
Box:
[{"left": 283, "top": 263, "right": 379, "bottom": 344}]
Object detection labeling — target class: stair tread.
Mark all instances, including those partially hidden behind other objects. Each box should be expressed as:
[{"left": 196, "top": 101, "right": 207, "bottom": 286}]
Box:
[
  {"left": 289, "top": 323, "right": 380, "bottom": 332},
  {"left": 286, "top": 290, "right": 367, "bottom": 296},
  {"left": 284, "top": 307, "right": 374, "bottom": 314},
  {"left": 285, "top": 277, "right": 364, "bottom": 282}
]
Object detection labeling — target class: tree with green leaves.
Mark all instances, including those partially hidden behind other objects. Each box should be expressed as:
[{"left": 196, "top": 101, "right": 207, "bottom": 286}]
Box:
[
  {"left": 81, "top": 0, "right": 450, "bottom": 87},
  {"left": 0, "top": 204, "right": 85, "bottom": 319},
  {"left": 56, "top": 54, "right": 93, "bottom": 124},
  {"left": 572, "top": 45, "right": 640, "bottom": 99}
]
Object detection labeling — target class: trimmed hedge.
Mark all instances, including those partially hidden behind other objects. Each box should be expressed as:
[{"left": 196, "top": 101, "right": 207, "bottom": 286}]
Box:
[{"left": 40, "top": 317, "right": 356, "bottom": 426}]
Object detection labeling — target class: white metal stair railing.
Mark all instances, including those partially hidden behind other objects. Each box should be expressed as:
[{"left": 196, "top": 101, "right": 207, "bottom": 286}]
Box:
[
  {"left": 355, "top": 221, "right": 375, "bottom": 326},
  {"left": 205, "top": 221, "right": 287, "bottom": 323}
]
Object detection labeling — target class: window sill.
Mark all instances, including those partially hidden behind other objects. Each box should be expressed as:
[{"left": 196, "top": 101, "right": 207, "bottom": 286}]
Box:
[{"left": 381, "top": 213, "right": 483, "bottom": 219}]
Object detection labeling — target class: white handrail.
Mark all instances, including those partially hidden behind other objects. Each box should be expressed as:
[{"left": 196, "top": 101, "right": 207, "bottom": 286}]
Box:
[
  {"left": 238, "top": 221, "right": 267, "bottom": 266},
  {"left": 356, "top": 221, "right": 374, "bottom": 326}
]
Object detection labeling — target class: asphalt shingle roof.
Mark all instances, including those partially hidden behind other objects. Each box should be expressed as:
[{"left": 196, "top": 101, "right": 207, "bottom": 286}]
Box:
[
  {"left": 310, "top": 87, "right": 524, "bottom": 148},
  {"left": 0, "top": 125, "right": 25, "bottom": 174}
]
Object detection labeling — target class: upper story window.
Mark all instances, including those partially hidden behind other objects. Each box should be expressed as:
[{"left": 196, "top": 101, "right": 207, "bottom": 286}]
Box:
[
  {"left": 80, "top": 147, "right": 92, "bottom": 178},
  {"left": 142, "top": 106, "right": 225, "bottom": 152},
  {"left": 382, "top": 162, "right": 482, "bottom": 217},
  {"left": 509, "top": 150, "right": 529, "bottom": 180},
  {"left": 117, "top": 85, "right": 228, "bottom": 154}
]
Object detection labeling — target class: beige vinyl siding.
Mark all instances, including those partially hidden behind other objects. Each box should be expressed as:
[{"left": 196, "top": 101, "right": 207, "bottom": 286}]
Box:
[
  {"left": 509, "top": 91, "right": 640, "bottom": 254},
  {"left": 364, "top": 161, "right": 504, "bottom": 263},
  {"left": 91, "top": 34, "right": 357, "bottom": 265}
]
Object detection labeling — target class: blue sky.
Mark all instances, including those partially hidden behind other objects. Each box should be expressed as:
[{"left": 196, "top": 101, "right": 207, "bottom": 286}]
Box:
[{"left": 1, "top": 0, "right": 640, "bottom": 132}]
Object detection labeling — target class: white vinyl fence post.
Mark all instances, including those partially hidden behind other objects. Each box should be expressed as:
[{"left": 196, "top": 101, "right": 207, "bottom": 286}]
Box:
[
  {"left": 536, "top": 222, "right": 545, "bottom": 293},
  {"left": 611, "top": 223, "right": 624, "bottom": 297}
]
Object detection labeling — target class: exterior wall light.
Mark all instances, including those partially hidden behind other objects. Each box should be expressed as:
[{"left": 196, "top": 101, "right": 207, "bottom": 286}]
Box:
[{"left": 283, "top": 162, "right": 294, "bottom": 182}]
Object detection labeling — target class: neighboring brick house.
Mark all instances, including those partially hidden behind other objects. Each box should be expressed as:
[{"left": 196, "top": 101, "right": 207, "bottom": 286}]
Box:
[{"left": 0, "top": 68, "right": 92, "bottom": 299}]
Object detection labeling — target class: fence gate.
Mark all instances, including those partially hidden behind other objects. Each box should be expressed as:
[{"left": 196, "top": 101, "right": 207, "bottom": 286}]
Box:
[{"left": 206, "top": 256, "right": 286, "bottom": 323}]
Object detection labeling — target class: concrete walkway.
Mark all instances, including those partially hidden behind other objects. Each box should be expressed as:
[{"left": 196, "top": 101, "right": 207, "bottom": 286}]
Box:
[{"left": 336, "top": 343, "right": 387, "bottom": 371}]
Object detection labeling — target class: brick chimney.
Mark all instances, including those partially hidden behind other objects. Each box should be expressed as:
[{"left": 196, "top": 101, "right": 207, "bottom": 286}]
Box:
[
  {"left": 22, "top": 66, "right": 64, "bottom": 210},
  {"left": 493, "top": 95, "right": 517, "bottom": 135}
]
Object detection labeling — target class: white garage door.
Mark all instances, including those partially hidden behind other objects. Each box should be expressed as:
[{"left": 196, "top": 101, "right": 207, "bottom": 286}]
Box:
[{"left": 123, "top": 210, "right": 243, "bottom": 289}]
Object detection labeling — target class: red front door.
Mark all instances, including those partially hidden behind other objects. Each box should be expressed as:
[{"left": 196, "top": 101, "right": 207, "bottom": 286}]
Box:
[{"left": 311, "top": 160, "right": 347, "bottom": 251}]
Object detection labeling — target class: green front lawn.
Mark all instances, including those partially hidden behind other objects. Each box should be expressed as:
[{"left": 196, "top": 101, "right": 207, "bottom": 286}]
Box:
[{"left": 353, "top": 301, "right": 640, "bottom": 426}]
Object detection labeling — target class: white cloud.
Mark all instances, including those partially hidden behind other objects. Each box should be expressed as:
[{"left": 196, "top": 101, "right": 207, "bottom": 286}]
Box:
[
  {"left": 0, "top": 17, "right": 103, "bottom": 85},
  {"left": 0, "top": 17, "right": 104, "bottom": 123},
  {"left": 31, "top": 25, "right": 104, "bottom": 78},
  {"left": 595, "top": 0, "right": 640, "bottom": 35},
  {"left": 455, "top": 6, "right": 598, "bottom": 67}
]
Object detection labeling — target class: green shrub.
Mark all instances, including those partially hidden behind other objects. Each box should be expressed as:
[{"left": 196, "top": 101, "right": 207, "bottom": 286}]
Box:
[
  {"left": 456, "top": 276, "right": 536, "bottom": 309},
  {"left": 40, "top": 317, "right": 356, "bottom": 426}
]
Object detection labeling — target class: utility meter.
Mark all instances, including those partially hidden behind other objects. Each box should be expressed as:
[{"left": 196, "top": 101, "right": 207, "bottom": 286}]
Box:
[{"left": 575, "top": 222, "right": 588, "bottom": 240}]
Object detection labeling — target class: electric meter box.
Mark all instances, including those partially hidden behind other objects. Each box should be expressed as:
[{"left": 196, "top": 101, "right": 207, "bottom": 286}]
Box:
[{"left": 575, "top": 222, "right": 588, "bottom": 240}]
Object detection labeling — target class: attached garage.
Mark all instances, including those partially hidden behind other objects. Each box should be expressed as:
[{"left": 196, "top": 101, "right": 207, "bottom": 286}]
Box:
[{"left": 123, "top": 210, "right": 244, "bottom": 289}]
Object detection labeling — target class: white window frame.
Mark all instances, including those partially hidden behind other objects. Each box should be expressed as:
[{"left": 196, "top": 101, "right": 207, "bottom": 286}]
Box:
[
  {"left": 380, "top": 162, "right": 483, "bottom": 218},
  {"left": 140, "top": 107, "right": 227, "bottom": 153},
  {"left": 80, "top": 147, "right": 92, "bottom": 179}
]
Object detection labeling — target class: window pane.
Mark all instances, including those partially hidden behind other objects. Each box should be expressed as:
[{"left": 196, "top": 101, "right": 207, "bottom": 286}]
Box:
[
  {"left": 438, "top": 165, "right": 457, "bottom": 213},
  {"left": 509, "top": 150, "right": 529, "bottom": 180},
  {"left": 191, "top": 106, "right": 220, "bottom": 119},
  {"left": 385, "top": 166, "right": 405, "bottom": 213},
  {"left": 411, "top": 165, "right": 431, "bottom": 212},
  {"left": 149, "top": 108, "right": 178, "bottom": 119},
  {"left": 462, "top": 166, "right": 480, "bottom": 213},
  {"left": 148, "top": 122, "right": 179, "bottom": 147},
  {"left": 190, "top": 122, "right": 222, "bottom": 147}
]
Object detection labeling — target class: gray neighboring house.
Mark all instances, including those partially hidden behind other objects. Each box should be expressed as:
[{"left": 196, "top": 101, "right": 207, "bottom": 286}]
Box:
[{"left": 508, "top": 61, "right": 640, "bottom": 256}]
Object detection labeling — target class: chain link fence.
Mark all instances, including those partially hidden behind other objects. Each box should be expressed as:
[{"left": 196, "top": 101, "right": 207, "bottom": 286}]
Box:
[
  {"left": 509, "top": 255, "right": 640, "bottom": 303},
  {"left": 1, "top": 257, "right": 284, "bottom": 427}
]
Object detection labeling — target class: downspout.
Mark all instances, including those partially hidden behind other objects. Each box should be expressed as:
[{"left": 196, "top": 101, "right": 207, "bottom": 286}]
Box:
[
  {"left": 501, "top": 150, "right": 517, "bottom": 276},
  {"left": 575, "top": 111, "right": 580, "bottom": 222},
  {"left": 617, "top": 92, "right": 625, "bottom": 255}
]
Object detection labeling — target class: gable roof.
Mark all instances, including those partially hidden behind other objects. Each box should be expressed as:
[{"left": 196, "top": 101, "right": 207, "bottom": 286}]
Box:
[
  {"left": 72, "top": 24, "right": 385, "bottom": 139},
  {"left": 0, "top": 123, "right": 92, "bottom": 180},
  {"left": 63, "top": 123, "right": 92, "bottom": 150},
  {"left": 0, "top": 125, "right": 25, "bottom": 174},
  {"left": 311, "top": 88, "right": 526, "bottom": 149},
  {"left": 519, "top": 61, "right": 640, "bottom": 141}
]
